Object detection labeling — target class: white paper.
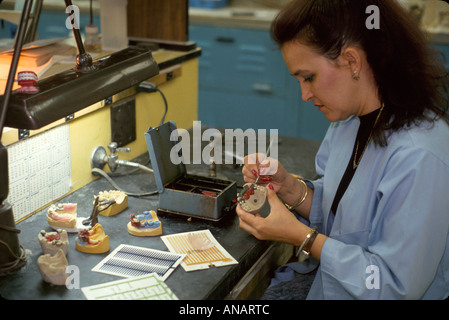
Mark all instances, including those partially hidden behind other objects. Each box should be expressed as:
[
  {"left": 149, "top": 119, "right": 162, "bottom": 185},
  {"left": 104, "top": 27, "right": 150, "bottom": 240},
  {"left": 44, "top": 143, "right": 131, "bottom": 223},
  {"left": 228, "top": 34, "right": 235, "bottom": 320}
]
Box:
[{"left": 81, "top": 273, "right": 178, "bottom": 300}]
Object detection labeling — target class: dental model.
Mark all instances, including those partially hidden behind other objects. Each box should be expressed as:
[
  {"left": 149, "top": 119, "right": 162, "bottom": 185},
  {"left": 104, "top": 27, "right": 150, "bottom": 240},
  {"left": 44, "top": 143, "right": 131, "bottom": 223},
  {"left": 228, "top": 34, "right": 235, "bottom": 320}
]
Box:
[
  {"left": 237, "top": 184, "right": 267, "bottom": 214},
  {"left": 96, "top": 190, "right": 128, "bottom": 217},
  {"left": 37, "top": 249, "right": 69, "bottom": 286},
  {"left": 83, "top": 196, "right": 116, "bottom": 228},
  {"left": 75, "top": 223, "right": 110, "bottom": 254},
  {"left": 127, "top": 210, "right": 162, "bottom": 236},
  {"left": 47, "top": 203, "right": 77, "bottom": 229},
  {"left": 38, "top": 229, "right": 69, "bottom": 256}
]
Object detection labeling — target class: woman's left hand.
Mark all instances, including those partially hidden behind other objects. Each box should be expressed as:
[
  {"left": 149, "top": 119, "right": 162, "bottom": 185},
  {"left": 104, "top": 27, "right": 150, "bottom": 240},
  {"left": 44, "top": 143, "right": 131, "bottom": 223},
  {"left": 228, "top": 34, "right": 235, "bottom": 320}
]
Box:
[{"left": 236, "top": 184, "right": 304, "bottom": 245}]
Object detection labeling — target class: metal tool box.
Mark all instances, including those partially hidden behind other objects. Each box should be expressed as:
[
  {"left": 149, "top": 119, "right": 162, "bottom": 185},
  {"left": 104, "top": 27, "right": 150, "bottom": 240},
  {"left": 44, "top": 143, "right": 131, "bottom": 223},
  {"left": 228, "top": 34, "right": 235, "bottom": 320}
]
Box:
[{"left": 145, "top": 121, "right": 237, "bottom": 222}]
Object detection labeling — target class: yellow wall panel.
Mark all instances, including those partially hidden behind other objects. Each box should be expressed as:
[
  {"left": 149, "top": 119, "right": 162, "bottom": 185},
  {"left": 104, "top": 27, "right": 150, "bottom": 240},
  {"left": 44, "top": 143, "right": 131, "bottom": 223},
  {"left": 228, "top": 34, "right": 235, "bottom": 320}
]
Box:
[{"left": 69, "top": 58, "right": 198, "bottom": 193}]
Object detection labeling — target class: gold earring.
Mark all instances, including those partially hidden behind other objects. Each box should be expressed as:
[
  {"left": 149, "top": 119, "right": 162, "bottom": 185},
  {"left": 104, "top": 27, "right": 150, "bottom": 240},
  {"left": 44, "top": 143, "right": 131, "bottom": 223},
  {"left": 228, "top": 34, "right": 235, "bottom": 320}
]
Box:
[{"left": 352, "top": 70, "right": 360, "bottom": 80}]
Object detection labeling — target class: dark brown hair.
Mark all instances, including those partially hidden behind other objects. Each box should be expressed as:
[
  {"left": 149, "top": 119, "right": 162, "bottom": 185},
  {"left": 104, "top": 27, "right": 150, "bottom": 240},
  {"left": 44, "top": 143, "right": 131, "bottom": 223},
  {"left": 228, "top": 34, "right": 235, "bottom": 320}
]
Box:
[{"left": 271, "top": 0, "right": 449, "bottom": 146}]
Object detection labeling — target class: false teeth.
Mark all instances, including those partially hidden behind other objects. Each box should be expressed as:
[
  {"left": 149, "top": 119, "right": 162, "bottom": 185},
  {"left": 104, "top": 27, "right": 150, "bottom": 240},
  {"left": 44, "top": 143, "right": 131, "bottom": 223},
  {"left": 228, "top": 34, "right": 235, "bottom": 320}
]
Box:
[
  {"left": 237, "top": 184, "right": 267, "bottom": 214},
  {"left": 47, "top": 203, "right": 77, "bottom": 228},
  {"left": 96, "top": 190, "right": 128, "bottom": 217},
  {"left": 75, "top": 224, "right": 110, "bottom": 254},
  {"left": 127, "top": 210, "right": 162, "bottom": 237},
  {"left": 38, "top": 229, "right": 69, "bottom": 256}
]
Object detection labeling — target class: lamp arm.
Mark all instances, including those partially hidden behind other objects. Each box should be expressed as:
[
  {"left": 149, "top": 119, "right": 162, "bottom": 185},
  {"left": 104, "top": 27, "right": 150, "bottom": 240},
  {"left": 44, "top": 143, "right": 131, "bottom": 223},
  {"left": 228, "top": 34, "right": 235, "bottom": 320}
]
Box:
[
  {"left": 64, "top": 0, "right": 95, "bottom": 72},
  {"left": 0, "top": 0, "right": 34, "bottom": 141},
  {"left": 0, "top": 0, "right": 32, "bottom": 275}
]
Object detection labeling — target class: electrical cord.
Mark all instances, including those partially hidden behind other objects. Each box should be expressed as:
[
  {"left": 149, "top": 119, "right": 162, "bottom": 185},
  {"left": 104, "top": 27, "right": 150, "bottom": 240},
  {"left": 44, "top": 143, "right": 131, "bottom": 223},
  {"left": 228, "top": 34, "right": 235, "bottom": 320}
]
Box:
[
  {"left": 91, "top": 167, "right": 158, "bottom": 197},
  {"left": 94, "top": 81, "right": 167, "bottom": 189},
  {"left": 0, "top": 224, "right": 27, "bottom": 274},
  {"left": 115, "top": 159, "right": 154, "bottom": 174},
  {"left": 137, "top": 82, "right": 168, "bottom": 126},
  {"left": 106, "top": 157, "right": 152, "bottom": 178},
  {"left": 0, "top": 241, "right": 26, "bottom": 273},
  {"left": 93, "top": 82, "right": 168, "bottom": 194}
]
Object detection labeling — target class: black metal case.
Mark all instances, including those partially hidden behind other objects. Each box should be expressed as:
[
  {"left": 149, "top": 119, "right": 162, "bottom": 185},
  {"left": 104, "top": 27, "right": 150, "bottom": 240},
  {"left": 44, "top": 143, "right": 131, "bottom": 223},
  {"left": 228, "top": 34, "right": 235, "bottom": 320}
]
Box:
[{"left": 145, "top": 121, "right": 237, "bottom": 222}]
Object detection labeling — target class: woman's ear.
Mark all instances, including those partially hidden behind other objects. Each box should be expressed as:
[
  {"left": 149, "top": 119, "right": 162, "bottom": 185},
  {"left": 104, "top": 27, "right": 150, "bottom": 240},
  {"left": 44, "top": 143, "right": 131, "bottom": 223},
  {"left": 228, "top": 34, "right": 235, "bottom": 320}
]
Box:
[{"left": 341, "top": 46, "right": 363, "bottom": 80}]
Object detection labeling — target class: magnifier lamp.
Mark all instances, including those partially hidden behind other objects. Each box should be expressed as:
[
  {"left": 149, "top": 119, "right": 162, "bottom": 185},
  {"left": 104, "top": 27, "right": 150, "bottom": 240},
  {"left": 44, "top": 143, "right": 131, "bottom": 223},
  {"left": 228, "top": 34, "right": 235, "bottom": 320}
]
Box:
[{"left": 0, "top": 0, "right": 159, "bottom": 274}]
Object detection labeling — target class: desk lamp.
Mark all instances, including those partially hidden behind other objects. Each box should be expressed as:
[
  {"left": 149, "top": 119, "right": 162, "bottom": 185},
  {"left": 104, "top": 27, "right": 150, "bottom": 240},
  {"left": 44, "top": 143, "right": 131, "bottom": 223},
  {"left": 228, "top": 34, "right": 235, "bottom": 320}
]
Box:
[{"left": 0, "top": 0, "right": 159, "bottom": 274}]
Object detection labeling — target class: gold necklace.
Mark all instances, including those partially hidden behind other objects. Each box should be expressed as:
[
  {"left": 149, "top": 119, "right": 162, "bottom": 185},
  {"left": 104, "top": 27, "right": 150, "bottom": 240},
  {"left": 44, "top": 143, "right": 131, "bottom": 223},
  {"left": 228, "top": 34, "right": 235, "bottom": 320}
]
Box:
[{"left": 353, "top": 104, "right": 384, "bottom": 170}]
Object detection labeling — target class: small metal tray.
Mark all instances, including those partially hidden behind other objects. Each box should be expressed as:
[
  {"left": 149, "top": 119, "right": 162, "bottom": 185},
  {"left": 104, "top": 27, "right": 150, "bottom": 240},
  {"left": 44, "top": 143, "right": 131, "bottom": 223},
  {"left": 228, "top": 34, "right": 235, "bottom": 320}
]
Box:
[{"left": 145, "top": 121, "right": 237, "bottom": 222}]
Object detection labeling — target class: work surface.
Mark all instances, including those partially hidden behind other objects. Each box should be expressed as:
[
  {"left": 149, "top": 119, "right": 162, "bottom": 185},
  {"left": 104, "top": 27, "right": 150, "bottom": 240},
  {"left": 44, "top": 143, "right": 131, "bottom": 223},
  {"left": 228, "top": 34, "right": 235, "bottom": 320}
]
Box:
[{"left": 0, "top": 134, "right": 321, "bottom": 300}]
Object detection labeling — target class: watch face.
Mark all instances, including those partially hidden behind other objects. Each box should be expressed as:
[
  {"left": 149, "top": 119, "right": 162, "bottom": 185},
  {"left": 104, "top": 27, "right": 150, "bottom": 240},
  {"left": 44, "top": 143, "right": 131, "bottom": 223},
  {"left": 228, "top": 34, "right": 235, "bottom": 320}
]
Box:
[{"left": 237, "top": 183, "right": 267, "bottom": 214}]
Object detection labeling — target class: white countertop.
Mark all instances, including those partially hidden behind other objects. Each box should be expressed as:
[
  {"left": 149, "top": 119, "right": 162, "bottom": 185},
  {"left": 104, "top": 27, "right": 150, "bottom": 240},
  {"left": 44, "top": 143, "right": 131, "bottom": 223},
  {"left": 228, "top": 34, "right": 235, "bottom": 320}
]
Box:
[{"left": 189, "top": 6, "right": 279, "bottom": 30}]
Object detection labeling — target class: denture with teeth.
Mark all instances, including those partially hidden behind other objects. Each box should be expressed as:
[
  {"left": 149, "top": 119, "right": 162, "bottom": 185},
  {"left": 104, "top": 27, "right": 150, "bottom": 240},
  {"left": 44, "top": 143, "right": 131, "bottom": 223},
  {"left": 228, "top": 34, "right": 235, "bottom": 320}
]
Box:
[{"left": 38, "top": 229, "right": 69, "bottom": 256}]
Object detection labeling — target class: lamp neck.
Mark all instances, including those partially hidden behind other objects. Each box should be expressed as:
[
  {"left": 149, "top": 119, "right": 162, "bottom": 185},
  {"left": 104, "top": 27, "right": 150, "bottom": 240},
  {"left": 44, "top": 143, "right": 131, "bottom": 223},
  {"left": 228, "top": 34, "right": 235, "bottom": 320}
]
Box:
[{"left": 64, "top": 0, "right": 96, "bottom": 73}]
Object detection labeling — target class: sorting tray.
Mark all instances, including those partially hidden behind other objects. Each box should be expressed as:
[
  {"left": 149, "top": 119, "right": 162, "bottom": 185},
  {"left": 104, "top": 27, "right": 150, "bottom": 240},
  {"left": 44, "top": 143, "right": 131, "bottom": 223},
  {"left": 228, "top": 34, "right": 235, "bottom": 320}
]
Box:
[{"left": 145, "top": 121, "right": 237, "bottom": 222}]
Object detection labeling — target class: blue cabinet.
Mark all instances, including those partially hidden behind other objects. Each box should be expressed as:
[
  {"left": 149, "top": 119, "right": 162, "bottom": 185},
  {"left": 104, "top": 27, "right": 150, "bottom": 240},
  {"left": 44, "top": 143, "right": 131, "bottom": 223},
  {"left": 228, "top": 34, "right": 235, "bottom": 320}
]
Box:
[
  {"left": 189, "top": 24, "right": 329, "bottom": 140},
  {"left": 434, "top": 44, "right": 449, "bottom": 69},
  {"left": 37, "top": 11, "right": 100, "bottom": 40},
  {"left": 0, "top": 10, "right": 100, "bottom": 40}
]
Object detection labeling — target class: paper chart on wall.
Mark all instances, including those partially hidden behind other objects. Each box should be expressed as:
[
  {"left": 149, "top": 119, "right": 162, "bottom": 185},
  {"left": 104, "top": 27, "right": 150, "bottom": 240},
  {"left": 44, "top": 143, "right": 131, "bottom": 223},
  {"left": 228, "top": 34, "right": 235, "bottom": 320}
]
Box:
[{"left": 161, "top": 229, "right": 238, "bottom": 272}]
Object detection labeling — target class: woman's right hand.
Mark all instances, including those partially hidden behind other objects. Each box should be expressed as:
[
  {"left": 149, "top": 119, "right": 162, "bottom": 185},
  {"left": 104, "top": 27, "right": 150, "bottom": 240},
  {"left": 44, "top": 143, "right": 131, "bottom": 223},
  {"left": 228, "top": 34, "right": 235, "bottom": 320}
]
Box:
[{"left": 242, "top": 153, "right": 293, "bottom": 195}]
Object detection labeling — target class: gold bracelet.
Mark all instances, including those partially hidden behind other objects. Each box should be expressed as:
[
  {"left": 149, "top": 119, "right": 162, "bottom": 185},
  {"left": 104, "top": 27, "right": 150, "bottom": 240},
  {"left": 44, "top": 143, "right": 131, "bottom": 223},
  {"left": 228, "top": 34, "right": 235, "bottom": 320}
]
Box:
[
  {"left": 296, "top": 226, "right": 318, "bottom": 262},
  {"left": 284, "top": 179, "right": 308, "bottom": 211}
]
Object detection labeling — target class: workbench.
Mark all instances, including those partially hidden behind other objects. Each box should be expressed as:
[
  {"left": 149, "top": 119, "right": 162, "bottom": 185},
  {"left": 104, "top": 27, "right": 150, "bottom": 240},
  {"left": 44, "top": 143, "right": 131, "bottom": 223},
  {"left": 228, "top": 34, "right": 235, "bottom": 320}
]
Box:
[{"left": 0, "top": 134, "right": 321, "bottom": 300}]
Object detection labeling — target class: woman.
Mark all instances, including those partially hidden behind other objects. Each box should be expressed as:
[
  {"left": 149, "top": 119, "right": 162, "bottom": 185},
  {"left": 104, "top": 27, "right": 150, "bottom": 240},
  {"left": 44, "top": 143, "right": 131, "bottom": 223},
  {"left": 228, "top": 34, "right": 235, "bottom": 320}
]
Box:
[{"left": 236, "top": 0, "right": 449, "bottom": 299}]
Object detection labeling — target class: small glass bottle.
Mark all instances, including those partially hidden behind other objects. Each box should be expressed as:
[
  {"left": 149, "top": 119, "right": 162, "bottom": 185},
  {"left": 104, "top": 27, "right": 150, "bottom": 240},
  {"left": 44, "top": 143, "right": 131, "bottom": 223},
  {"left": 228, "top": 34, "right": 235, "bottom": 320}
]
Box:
[{"left": 84, "top": 25, "right": 101, "bottom": 52}]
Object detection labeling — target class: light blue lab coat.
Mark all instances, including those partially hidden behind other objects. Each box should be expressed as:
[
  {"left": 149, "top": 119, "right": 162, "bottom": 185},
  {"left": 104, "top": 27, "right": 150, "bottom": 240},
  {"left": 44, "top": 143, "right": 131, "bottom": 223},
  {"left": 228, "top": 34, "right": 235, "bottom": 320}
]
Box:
[{"left": 304, "top": 115, "right": 449, "bottom": 299}]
